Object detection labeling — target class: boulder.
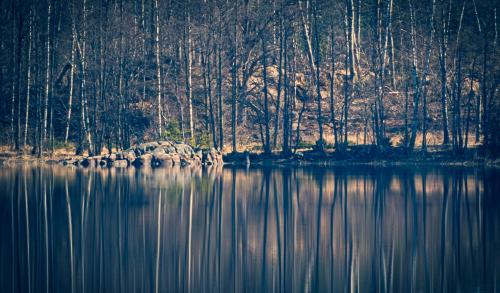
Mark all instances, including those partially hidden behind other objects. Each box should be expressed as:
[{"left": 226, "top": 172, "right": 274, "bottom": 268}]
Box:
[
  {"left": 165, "top": 146, "right": 176, "bottom": 154},
  {"left": 113, "top": 159, "right": 128, "bottom": 168},
  {"left": 153, "top": 153, "right": 174, "bottom": 167},
  {"left": 158, "top": 140, "right": 174, "bottom": 148},
  {"left": 175, "top": 144, "right": 194, "bottom": 156},
  {"left": 193, "top": 155, "right": 202, "bottom": 165},
  {"left": 108, "top": 153, "right": 117, "bottom": 162},
  {"left": 145, "top": 142, "right": 159, "bottom": 151},
  {"left": 201, "top": 150, "right": 212, "bottom": 165},
  {"left": 134, "top": 148, "right": 143, "bottom": 157},
  {"left": 123, "top": 151, "right": 136, "bottom": 163},
  {"left": 180, "top": 154, "right": 192, "bottom": 166},
  {"left": 171, "top": 153, "right": 181, "bottom": 166},
  {"left": 137, "top": 142, "right": 159, "bottom": 153},
  {"left": 153, "top": 147, "right": 166, "bottom": 158}
]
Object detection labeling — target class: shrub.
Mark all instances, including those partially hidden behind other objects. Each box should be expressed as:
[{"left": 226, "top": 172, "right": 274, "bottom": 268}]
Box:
[{"left": 163, "top": 122, "right": 184, "bottom": 143}]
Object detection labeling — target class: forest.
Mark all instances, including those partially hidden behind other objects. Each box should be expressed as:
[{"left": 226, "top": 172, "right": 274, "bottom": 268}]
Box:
[{"left": 0, "top": 0, "right": 499, "bottom": 157}]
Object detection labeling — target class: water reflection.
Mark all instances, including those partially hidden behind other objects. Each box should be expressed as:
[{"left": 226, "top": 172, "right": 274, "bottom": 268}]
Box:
[{"left": 0, "top": 165, "right": 499, "bottom": 292}]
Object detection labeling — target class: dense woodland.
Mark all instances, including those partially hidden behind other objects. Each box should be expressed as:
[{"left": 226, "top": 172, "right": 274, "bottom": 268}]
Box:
[{"left": 0, "top": 0, "right": 499, "bottom": 156}]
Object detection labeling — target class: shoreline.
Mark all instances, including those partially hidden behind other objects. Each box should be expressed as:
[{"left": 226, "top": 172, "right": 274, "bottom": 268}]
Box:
[{"left": 2, "top": 151, "right": 499, "bottom": 169}]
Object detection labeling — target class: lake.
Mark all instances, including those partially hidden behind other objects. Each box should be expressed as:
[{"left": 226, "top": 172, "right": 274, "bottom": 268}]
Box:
[{"left": 0, "top": 165, "right": 499, "bottom": 292}]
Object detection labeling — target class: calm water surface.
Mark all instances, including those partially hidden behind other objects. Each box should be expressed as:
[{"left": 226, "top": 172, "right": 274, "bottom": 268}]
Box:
[{"left": 0, "top": 165, "right": 499, "bottom": 292}]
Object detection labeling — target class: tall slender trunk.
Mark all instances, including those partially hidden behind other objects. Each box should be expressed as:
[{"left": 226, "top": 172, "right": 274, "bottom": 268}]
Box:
[
  {"left": 10, "top": 1, "right": 17, "bottom": 150},
  {"left": 464, "top": 79, "right": 474, "bottom": 150},
  {"left": 217, "top": 11, "right": 224, "bottom": 149},
  {"left": 454, "top": 51, "right": 463, "bottom": 151},
  {"left": 421, "top": 1, "right": 437, "bottom": 153},
  {"left": 65, "top": 26, "right": 76, "bottom": 144},
  {"left": 330, "top": 27, "right": 338, "bottom": 149},
  {"left": 206, "top": 42, "right": 217, "bottom": 149},
  {"left": 24, "top": 7, "right": 34, "bottom": 148},
  {"left": 13, "top": 6, "right": 23, "bottom": 151},
  {"left": 313, "top": 0, "right": 324, "bottom": 151},
  {"left": 118, "top": 0, "right": 125, "bottom": 149},
  {"left": 404, "top": 83, "right": 409, "bottom": 149},
  {"left": 231, "top": 1, "right": 239, "bottom": 153},
  {"left": 184, "top": 6, "right": 194, "bottom": 143},
  {"left": 78, "top": 0, "right": 92, "bottom": 155},
  {"left": 262, "top": 36, "right": 271, "bottom": 154},
  {"left": 343, "top": 2, "right": 352, "bottom": 146},
  {"left": 154, "top": 0, "right": 162, "bottom": 137},
  {"left": 438, "top": 2, "right": 450, "bottom": 145},
  {"left": 282, "top": 15, "right": 290, "bottom": 155},
  {"left": 273, "top": 8, "right": 283, "bottom": 149},
  {"left": 43, "top": 0, "right": 52, "bottom": 144},
  {"left": 422, "top": 87, "right": 428, "bottom": 152}
]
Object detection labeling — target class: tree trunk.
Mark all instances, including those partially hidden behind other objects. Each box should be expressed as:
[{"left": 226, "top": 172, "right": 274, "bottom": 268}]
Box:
[
  {"left": 261, "top": 36, "right": 271, "bottom": 154},
  {"left": 10, "top": 1, "right": 17, "bottom": 150},
  {"left": 329, "top": 27, "right": 338, "bottom": 149},
  {"left": 43, "top": 0, "right": 52, "bottom": 145},
  {"left": 313, "top": 0, "right": 324, "bottom": 151},
  {"left": 438, "top": 2, "right": 450, "bottom": 145},
  {"left": 154, "top": 0, "right": 163, "bottom": 138},
  {"left": 206, "top": 42, "right": 217, "bottom": 149},
  {"left": 217, "top": 12, "right": 224, "bottom": 150},
  {"left": 272, "top": 8, "right": 283, "bottom": 149},
  {"left": 65, "top": 20, "right": 76, "bottom": 144},
  {"left": 404, "top": 83, "right": 409, "bottom": 149},
  {"left": 282, "top": 15, "right": 290, "bottom": 155},
  {"left": 464, "top": 77, "right": 474, "bottom": 150},
  {"left": 184, "top": 6, "right": 194, "bottom": 143},
  {"left": 24, "top": 7, "right": 33, "bottom": 149},
  {"left": 231, "top": 1, "right": 239, "bottom": 153}
]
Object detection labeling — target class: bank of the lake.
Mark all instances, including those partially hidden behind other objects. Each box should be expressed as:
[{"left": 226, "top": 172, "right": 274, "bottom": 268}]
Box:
[
  {"left": 223, "top": 145, "right": 500, "bottom": 168},
  {"left": 0, "top": 140, "right": 223, "bottom": 168},
  {"left": 1, "top": 143, "right": 499, "bottom": 168}
]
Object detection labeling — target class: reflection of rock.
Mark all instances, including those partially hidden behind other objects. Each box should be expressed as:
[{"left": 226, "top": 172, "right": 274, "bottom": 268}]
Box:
[{"left": 60, "top": 140, "right": 223, "bottom": 168}]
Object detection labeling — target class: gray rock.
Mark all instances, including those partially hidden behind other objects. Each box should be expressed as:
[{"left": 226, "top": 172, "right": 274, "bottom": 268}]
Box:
[
  {"left": 153, "top": 153, "right": 173, "bottom": 167},
  {"left": 113, "top": 159, "right": 128, "bottom": 168},
  {"left": 195, "top": 150, "right": 202, "bottom": 158},
  {"left": 158, "top": 140, "right": 174, "bottom": 148},
  {"left": 165, "top": 146, "right": 176, "bottom": 154},
  {"left": 153, "top": 147, "right": 166, "bottom": 158},
  {"left": 175, "top": 144, "right": 194, "bottom": 156},
  {"left": 146, "top": 142, "right": 159, "bottom": 151},
  {"left": 108, "top": 153, "right": 117, "bottom": 162},
  {"left": 124, "top": 151, "right": 136, "bottom": 163},
  {"left": 171, "top": 153, "right": 181, "bottom": 166}
]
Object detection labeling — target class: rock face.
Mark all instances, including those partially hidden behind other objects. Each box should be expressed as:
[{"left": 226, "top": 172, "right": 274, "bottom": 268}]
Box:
[{"left": 59, "top": 140, "right": 223, "bottom": 168}]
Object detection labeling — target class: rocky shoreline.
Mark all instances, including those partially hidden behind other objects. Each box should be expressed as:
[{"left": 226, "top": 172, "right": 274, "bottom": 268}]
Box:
[{"left": 57, "top": 141, "right": 223, "bottom": 168}]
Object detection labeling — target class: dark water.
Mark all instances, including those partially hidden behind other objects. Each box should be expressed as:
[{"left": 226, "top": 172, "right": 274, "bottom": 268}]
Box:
[{"left": 0, "top": 165, "right": 499, "bottom": 292}]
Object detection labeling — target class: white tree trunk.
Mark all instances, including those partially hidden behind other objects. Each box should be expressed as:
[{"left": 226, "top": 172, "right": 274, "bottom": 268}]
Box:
[
  {"left": 155, "top": 0, "right": 163, "bottom": 137},
  {"left": 24, "top": 7, "right": 33, "bottom": 148},
  {"left": 43, "top": 0, "right": 52, "bottom": 143},
  {"left": 65, "top": 27, "right": 76, "bottom": 144}
]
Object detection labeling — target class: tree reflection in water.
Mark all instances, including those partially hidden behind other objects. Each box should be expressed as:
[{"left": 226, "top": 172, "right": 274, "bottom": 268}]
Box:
[{"left": 0, "top": 165, "right": 499, "bottom": 292}]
